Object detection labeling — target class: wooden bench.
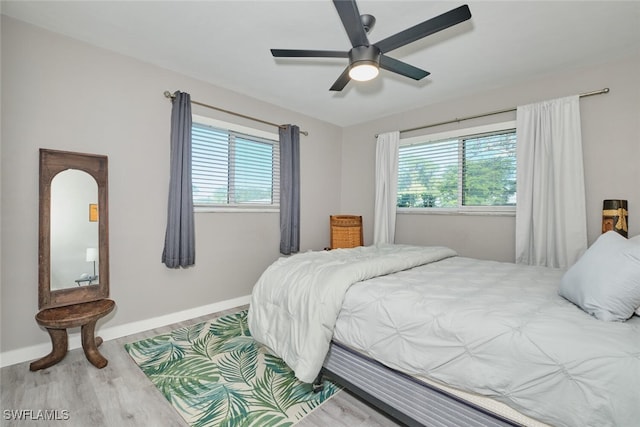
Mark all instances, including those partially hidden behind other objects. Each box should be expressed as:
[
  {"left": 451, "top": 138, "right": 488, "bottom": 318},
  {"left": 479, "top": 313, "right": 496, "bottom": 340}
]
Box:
[{"left": 30, "top": 299, "right": 115, "bottom": 371}]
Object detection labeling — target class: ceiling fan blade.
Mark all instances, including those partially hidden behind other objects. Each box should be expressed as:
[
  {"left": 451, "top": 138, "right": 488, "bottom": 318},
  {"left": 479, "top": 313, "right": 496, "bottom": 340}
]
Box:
[
  {"left": 330, "top": 66, "right": 352, "bottom": 91},
  {"left": 380, "top": 55, "right": 430, "bottom": 80},
  {"left": 333, "top": 0, "right": 369, "bottom": 47},
  {"left": 375, "top": 4, "right": 471, "bottom": 54},
  {"left": 271, "top": 49, "right": 349, "bottom": 58}
]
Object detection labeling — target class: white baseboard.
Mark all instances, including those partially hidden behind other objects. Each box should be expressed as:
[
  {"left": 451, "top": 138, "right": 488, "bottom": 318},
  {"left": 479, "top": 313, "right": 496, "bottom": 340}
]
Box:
[{"left": 0, "top": 295, "right": 251, "bottom": 369}]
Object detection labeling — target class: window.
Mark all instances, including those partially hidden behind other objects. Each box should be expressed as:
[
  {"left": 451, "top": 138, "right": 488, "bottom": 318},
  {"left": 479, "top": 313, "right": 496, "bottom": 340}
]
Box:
[
  {"left": 191, "top": 117, "right": 279, "bottom": 210},
  {"left": 397, "top": 122, "right": 516, "bottom": 212}
]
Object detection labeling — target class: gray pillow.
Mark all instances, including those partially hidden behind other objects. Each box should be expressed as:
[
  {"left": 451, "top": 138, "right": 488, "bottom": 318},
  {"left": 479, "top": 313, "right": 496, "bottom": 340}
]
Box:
[{"left": 559, "top": 231, "right": 640, "bottom": 321}]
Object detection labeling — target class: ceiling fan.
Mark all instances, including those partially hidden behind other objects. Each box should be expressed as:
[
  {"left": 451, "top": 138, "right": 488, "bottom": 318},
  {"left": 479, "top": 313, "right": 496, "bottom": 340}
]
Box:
[{"left": 270, "top": 1, "right": 472, "bottom": 91}]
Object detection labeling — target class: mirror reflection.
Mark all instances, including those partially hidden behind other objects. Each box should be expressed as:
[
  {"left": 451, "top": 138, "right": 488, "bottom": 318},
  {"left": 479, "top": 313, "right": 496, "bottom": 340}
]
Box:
[
  {"left": 39, "top": 148, "right": 109, "bottom": 310},
  {"left": 50, "top": 169, "right": 99, "bottom": 290}
]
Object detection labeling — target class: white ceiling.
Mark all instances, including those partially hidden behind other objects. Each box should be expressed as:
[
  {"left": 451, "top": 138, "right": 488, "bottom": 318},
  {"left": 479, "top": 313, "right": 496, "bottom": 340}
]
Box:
[{"left": 2, "top": 1, "right": 639, "bottom": 127}]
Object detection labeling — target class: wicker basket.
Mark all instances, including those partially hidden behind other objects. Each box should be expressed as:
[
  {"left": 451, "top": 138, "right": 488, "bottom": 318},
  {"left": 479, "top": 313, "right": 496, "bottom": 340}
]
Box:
[{"left": 330, "top": 215, "right": 363, "bottom": 249}]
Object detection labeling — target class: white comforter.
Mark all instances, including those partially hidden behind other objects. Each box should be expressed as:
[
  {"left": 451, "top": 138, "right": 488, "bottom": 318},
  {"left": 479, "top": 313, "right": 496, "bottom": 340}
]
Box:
[
  {"left": 247, "top": 244, "right": 456, "bottom": 383},
  {"left": 334, "top": 256, "right": 640, "bottom": 427}
]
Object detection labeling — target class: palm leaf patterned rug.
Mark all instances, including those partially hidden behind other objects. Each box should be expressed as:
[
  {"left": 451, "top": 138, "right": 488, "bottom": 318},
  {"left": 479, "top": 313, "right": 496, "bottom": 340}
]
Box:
[{"left": 124, "top": 310, "right": 341, "bottom": 427}]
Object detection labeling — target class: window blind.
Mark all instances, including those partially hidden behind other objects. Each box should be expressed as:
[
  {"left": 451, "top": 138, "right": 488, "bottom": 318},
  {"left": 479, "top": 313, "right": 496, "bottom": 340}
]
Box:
[
  {"left": 397, "top": 129, "right": 516, "bottom": 209},
  {"left": 192, "top": 122, "right": 279, "bottom": 207}
]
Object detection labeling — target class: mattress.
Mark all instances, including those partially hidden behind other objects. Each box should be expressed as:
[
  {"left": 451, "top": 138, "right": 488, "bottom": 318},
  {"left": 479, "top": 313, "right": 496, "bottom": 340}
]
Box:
[
  {"left": 332, "top": 256, "right": 640, "bottom": 427},
  {"left": 323, "top": 340, "right": 540, "bottom": 427}
]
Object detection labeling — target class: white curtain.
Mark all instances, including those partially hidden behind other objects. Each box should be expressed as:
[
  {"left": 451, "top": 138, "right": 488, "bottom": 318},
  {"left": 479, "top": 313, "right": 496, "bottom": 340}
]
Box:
[
  {"left": 515, "top": 95, "right": 587, "bottom": 268},
  {"left": 374, "top": 131, "right": 400, "bottom": 245}
]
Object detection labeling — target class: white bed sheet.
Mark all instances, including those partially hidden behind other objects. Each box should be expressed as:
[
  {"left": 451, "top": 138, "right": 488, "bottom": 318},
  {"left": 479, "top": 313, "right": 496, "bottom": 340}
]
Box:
[{"left": 333, "top": 256, "right": 640, "bottom": 427}]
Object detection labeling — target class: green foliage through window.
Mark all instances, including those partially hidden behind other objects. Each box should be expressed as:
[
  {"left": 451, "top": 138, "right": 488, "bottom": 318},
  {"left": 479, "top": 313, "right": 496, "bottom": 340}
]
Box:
[{"left": 397, "top": 129, "right": 516, "bottom": 209}]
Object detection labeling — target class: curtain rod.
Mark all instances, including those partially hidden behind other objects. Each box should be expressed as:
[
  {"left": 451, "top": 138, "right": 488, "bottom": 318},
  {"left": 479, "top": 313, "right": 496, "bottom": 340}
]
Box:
[
  {"left": 378, "top": 87, "right": 610, "bottom": 137},
  {"left": 163, "top": 91, "right": 309, "bottom": 136}
]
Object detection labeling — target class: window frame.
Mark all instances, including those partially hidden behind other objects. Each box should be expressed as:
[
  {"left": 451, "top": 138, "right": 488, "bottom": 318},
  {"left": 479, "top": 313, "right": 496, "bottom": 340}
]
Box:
[
  {"left": 397, "top": 121, "right": 517, "bottom": 216},
  {"left": 191, "top": 115, "right": 280, "bottom": 213}
]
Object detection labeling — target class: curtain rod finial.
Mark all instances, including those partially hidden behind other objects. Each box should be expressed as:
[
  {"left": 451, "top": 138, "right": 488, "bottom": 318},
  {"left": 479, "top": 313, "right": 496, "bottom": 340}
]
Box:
[{"left": 163, "top": 90, "right": 175, "bottom": 99}]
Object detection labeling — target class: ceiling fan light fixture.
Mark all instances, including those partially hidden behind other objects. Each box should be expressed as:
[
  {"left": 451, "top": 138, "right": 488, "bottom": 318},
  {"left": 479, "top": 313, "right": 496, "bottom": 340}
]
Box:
[
  {"left": 349, "top": 61, "right": 379, "bottom": 81},
  {"left": 270, "top": 2, "right": 472, "bottom": 91},
  {"left": 348, "top": 45, "right": 381, "bottom": 82}
]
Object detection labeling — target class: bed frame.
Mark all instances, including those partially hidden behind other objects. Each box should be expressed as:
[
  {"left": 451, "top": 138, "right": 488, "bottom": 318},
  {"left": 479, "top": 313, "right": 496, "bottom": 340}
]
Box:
[{"left": 317, "top": 342, "right": 522, "bottom": 427}]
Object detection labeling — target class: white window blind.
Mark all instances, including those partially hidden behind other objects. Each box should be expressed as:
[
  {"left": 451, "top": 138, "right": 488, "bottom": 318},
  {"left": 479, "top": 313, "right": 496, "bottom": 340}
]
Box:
[
  {"left": 397, "top": 126, "right": 516, "bottom": 210},
  {"left": 192, "top": 122, "right": 279, "bottom": 208}
]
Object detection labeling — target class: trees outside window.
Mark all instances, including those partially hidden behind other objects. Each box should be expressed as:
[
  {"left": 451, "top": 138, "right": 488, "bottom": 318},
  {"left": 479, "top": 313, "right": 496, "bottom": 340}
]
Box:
[{"left": 397, "top": 125, "right": 516, "bottom": 211}]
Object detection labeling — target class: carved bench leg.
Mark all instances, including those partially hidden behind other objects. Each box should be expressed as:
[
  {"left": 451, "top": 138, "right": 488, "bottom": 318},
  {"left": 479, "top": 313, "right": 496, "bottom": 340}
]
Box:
[
  {"left": 29, "top": 328, "right": 68, "bottom": 371},
  {"left": 81, "top": 320, "right": 108, "bottom": 368}
]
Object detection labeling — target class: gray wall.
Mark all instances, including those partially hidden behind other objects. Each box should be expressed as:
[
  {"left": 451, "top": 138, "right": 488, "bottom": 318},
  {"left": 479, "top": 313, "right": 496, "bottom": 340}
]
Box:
[
  {"left": 341, "top": 54, "right": 640, "bottom": 261},
  {"left": 0, "top": 16, "right": 342, "bottom": 353}
]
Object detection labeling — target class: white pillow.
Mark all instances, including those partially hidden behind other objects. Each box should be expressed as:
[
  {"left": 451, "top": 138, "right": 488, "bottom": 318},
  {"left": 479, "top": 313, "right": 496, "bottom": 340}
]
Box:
[{"left": 559, "top": 231, "right": 640, "bottom": 321}]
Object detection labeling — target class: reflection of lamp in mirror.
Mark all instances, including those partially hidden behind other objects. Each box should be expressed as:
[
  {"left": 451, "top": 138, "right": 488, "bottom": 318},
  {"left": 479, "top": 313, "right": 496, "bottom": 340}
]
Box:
[{"left": 86, "top": 247, "right": 98, "bottom": 283}]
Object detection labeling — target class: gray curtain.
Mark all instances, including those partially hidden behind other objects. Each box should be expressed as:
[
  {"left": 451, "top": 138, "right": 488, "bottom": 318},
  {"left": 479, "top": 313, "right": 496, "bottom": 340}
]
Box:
[
  {"left": 162, "top": 91, "right": 195, "bottom": 268},
  {"left": 279, "top": 125, "right": 300, "bottom": 255}
]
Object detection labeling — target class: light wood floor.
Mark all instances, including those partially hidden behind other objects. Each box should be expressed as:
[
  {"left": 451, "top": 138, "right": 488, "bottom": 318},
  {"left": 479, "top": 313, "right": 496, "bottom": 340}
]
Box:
[{"left": 1, "top": 305, "right": 403, "bottom": 427}]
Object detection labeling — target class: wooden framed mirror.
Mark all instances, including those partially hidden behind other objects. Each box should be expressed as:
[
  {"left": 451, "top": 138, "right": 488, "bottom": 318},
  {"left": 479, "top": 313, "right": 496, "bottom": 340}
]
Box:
[{"left": 39, "top": 149, "right": 109, "bottom": 309}]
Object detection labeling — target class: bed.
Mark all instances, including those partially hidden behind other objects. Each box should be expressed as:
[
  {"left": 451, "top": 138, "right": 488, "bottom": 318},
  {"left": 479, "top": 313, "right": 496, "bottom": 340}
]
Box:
[{"left": 247, "top": 236, "right": 640, "bottom": 427}]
